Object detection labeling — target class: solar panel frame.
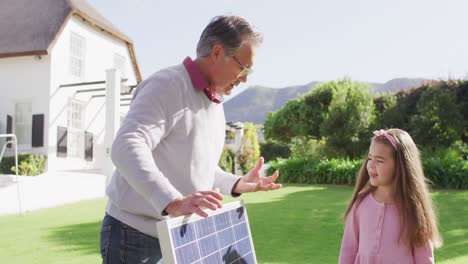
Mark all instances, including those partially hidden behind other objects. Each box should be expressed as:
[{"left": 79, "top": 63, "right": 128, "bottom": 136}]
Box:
[{"left": 156, "top": 200, "right": 257, "bottom": 264}]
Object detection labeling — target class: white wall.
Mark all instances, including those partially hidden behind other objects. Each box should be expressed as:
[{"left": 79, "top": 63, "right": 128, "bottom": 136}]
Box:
[
  {"left": 0, "top": 55, "right": 51, "bottom": 156},
  {"left": 51, "top": 15, "right": 137, "bottom": 85},
  {"left": 0, "top": 98, "right": 13, "bottom": 152},
  {"left": 47, "top": 15, "right": 137, "bottom": 172}
]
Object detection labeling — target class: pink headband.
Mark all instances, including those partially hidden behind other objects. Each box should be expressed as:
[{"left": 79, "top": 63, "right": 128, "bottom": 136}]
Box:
[{"left": 373, "top": 129, "right": 398, "bottom": 150}]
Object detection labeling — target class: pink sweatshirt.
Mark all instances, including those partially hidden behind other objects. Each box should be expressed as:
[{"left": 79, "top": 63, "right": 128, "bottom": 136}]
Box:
[{"left": 339, "top": 193, "right": 434, "bottom": 264}]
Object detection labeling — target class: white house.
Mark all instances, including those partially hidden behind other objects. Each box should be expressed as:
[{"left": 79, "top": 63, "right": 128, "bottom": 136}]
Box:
[
  {"left": 225, "top": 122, "right": 244, "bottom": 153},
  {"left": 0, "top": 0, "right": 141, "bottom": 173}
]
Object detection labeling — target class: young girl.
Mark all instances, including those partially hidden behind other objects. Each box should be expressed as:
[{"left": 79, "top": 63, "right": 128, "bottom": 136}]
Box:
[{"left": 339, "top": 128, "right": 442, "bottom": 263}]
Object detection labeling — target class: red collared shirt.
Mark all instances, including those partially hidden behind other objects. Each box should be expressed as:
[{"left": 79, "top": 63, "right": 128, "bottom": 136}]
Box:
[{"left": 183, "top": 56, "right": 222, "bottom": 104}]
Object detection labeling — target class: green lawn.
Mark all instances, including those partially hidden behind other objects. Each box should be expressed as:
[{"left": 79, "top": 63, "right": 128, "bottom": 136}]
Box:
[{"left": 0, "top": 185, "right": 467, "bottom": 263}]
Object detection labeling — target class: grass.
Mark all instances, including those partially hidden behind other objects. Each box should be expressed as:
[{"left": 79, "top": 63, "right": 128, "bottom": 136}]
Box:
[
  {"left": 0, "top": 198, "right": 107, "bottom": 264},
  {"left": 0, "top": 185, "right": 467, "bottom": 263}
]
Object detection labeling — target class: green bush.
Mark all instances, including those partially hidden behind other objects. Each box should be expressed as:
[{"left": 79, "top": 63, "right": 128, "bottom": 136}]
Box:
[
  {"left": 423, "top": 157, "right": 468, "bottom": 189},
  {"left": 267, "top": 147, "right": 468, "bottom": 189},
  {"left": 260, "top": 141, "right": 291, "bottom": 162},
  {"left": 219, "top": 147, "right": 235, "bottom": 174},
  {"left": 289, "top": 138, "right": 326, "bottom": 160},
  {"left": 0, "top": 153, "right": 47, "bottom": 176},
  {"left": 267, "top": 158, "right": 313, "bottom": 183},
  {"left": 267, "top": 158, "right": 361, "bottom": 185},
  {"left": 422, "top": 141, "right": 468, "bottom": 189}
]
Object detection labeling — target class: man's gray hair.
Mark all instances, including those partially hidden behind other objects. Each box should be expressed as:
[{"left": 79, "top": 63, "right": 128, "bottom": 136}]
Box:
[{"left": 196, "top": 15, "right": 263, "bottom": 57}]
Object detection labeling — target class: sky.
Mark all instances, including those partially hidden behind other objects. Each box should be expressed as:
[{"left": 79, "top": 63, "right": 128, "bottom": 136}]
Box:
[{"left": 88, "top": 0, "right": 468, "bottom": 99}]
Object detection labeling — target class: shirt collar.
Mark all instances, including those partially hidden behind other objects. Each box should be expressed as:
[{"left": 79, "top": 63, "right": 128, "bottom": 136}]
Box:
[{"left": 183, "top": 56, "right": 222, "bottom": 104}]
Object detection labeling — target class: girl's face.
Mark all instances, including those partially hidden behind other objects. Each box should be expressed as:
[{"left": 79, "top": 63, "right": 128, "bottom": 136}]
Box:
[{"left": 367, "top": 141, "right": 396, "bottom": 188}]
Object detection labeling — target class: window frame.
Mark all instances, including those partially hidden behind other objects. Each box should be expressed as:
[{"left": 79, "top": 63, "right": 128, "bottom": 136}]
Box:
[
  {"left": 14, "top": 101, "right": 32, "bottom": 148},
  {"left": 67, "top": 98, "right": 86, "bottom": 158},
  {"left": 70, "top": 32, "right": 86, "bottom": 79}
]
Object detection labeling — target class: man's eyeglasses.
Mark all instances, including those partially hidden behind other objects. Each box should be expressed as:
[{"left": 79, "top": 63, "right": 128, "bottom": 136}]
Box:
[{"left": 232, "top": 56, "right": 253, "bottom": 77}]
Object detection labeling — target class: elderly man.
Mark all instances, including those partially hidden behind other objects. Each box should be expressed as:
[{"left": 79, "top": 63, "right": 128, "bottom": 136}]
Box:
[{"left": 100, "top": 15, "right": 281, "bottom": 263}]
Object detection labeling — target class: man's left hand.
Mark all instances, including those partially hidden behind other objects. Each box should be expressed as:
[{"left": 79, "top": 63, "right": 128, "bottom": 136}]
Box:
[{"left": 232, "top": 157, "right": 282, "bottom": 193}]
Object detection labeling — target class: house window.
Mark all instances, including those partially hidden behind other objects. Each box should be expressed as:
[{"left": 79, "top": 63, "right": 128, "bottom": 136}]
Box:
[
  {"left": 114, "top": 53, "right": 126, "bottom": 77},
  {"left": 67, "top": 99, "right": 85, "bottom": 158},
  {"left": 70, "top": 32, "right": 85, "bottom": 79},
  {"left": 15, "top": 102, "right": 32, "bottom": 146},
  {"left": 225, "top": 130, "right": 235, "bottom": 145}
]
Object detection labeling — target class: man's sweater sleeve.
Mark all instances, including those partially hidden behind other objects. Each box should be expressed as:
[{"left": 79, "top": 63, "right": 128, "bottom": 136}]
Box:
[
  {"left": 111, "top": 79, "right": 182, "bottom": 215},
  {"left": 213, "top": 166, "right": 242, "bottom": 195}
]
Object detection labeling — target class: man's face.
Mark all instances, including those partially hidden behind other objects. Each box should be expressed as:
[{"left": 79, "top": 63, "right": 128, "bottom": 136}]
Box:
[{"left": 212, "top": 42, "right": 256, "bottom": 96}]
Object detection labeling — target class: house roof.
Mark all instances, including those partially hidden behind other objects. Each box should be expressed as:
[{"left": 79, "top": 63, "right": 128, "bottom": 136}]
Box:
[{"left": 0, "top": 0, "right": 141, "bottom": 82}]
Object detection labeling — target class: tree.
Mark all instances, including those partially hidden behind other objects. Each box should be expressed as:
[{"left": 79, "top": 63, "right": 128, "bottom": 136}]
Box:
[
  {"left": 373, "top": 93, "right": 398, "bottom": 130},
  {"left": 411, "top": 85, "right": 463, "bottom": 149},
  {"left": 392, "top": 86, "right": 427, "bottom": 133},
  {"left": 264, "top": 79, "right": 375, "bottom": 158},
  {"left": 301, "top": 81, "right": 340, "bottom": 139},
  {"left": 320, "top": 79, "right": 375, "bottom": 158},
  {"left": 236, "top": 123, "right": 261, "bottom": 174},
  {"left": 219, "top": 146, "right": 235, "bottom": 174},
  {"left": 452, "top": 81, "right": 468, "bottom": 143},
  {"left": 260, "top": 141, "right": 291, "bottom": 162},
  {"left": 263, "top": 98, "right": 305, "bottom": 143}
]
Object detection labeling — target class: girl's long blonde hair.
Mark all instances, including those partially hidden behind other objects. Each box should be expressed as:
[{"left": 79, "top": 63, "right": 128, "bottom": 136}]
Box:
[{"left": 343, "top": 128, "right": 442, "bottom": 248}]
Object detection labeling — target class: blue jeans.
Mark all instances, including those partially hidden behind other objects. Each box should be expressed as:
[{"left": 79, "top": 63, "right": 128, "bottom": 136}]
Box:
[{"left": 100, "top": 214, "right": 163, "bottom": 264}]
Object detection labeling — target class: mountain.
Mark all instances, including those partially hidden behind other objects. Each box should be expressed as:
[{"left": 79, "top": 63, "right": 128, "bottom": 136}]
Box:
[
  {"left": 224, "top": 82, "right": 319, "bottom": 124},
  {"left": 224, "top": 78, "right": 426, "bottom": 124},
  {"left": 370, "top": 78, "right": 427, "bottom": 94}
]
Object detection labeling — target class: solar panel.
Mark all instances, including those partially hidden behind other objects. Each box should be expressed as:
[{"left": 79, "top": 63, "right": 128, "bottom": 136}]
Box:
[{"left": 156, "top": 200, "right": 257, "bottom": 264}]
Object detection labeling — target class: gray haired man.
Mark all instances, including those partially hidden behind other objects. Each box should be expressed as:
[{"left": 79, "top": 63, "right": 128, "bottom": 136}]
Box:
[{"left": 100, "top": 15, "right": 281, "bottom": 263}]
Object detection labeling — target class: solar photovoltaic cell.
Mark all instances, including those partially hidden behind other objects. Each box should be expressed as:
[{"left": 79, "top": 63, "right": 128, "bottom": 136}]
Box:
[{"left": 156, "top": 200, "right": 257, "bottom": 264}]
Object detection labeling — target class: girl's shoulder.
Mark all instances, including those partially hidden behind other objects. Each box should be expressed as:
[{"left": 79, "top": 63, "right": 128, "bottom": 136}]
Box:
[{"left": 353, "top": 192, "right": 382, "bottom": 212}]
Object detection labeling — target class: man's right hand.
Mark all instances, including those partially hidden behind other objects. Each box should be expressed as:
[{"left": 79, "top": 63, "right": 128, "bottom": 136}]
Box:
[{"left": 164, "top": 191, "right": 224, "bottom": 218}]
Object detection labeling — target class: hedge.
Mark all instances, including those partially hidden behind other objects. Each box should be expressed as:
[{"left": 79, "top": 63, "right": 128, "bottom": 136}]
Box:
[
  {"left": 267, "top": 158, "right": 361, "bottom": 185},
  {"left": 267, "top": 156, "right": 468, "bottom": 189},
  {"left": 0, "top": 153, "right": 47, "bottom": 176}
]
